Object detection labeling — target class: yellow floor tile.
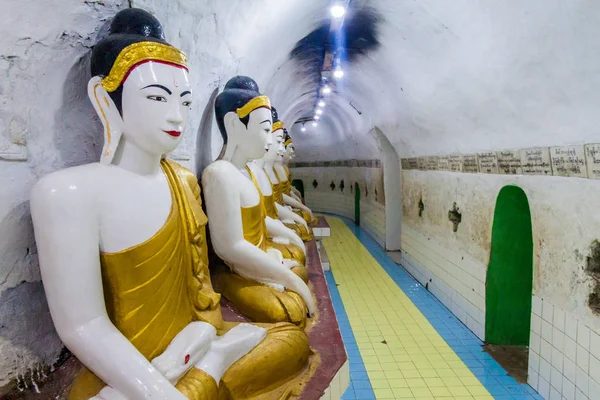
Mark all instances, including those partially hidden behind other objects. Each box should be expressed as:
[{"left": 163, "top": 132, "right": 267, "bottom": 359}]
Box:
[
  {"left": 448, "top": 386, "right": 472, "bottom": 396},
  {"left": 418, "top": 369, "right": 438, "bottom": 378},
  {"left": 322, "top": 217, "right": 492, "bottom": 400},
  {"left": 423, "top": 377, "right": 445, "bottom": 387},
  {"left": 384, "top": 370, "right": 404, "bottom": 380},
  {"left": 429, "top": 386, "right": 452, "bottom": 397},
  {"left": 367, "top": 371, "right": 386, "bottom": 380},
  {"left": 370, "top": 379, "right": 390, "bottom": 389},
  {"left": 388, "top": 378, "right": 409, "bottom": 388},
  {"left": 404, "top": 378, "right": 427, "bottom": 388},
  {"left": 467, "top": 385, "right": 490, "bottom": 396},
  {"left": 401, "top": 369, "right": 421, "bottom": 379},
  {"left": 460, "top": 376, "right": 482, "bottom": 386},
  {"left": 392, "top": 388, "right": 414, "bottom": 398},
  {"left": 373, "top": 388, "right": 395, "bottom": 399}
]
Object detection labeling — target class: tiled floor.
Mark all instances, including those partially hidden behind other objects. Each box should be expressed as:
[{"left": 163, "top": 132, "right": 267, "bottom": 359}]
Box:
[{"left": 322, "top": 216, "right": 543, "bottom": 400}]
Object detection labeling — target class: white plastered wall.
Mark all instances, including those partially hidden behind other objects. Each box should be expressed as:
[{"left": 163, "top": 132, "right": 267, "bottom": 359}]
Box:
[{"left": 400, "top": 169, "right": 600, "bottom": 399}]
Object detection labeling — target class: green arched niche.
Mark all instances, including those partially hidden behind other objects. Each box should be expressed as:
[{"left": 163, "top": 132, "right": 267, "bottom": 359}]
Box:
[
  {"left": 485, "top": 185, "right": 533, "bottom": 345},
  {"left": 355, "top": 182, "right": 361, "bottom": 226},
  {"left": 292, "top": 179, "right": 304, "bottom": 199}
]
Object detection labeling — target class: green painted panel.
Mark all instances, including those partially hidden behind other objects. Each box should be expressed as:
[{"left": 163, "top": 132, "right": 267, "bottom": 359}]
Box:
[
  {"left": 486, "top": 185, "right": 533, "bottom": 345},
  {"left": 355, "top": 183, "right": 361, "bottom": 226},
  {"left": 292, "top": 179, "right": 304, "bottom": 199}
]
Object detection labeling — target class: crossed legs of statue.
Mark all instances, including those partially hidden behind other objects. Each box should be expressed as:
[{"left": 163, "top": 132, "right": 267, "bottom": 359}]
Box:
[
  {"left": 70, "top": 321, "right": 314, "bottom": 400},
  {"left": 212, "top": 262, "right": 310, "bottom": 329}
]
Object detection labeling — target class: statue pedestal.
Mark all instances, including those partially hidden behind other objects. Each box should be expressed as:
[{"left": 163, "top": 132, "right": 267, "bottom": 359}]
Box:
[
  {"left": 221, "top": 238, "right": 349, "bottom": 400},
  {"left": 312, "top": 216, "right": 331, "bottom": 239}
]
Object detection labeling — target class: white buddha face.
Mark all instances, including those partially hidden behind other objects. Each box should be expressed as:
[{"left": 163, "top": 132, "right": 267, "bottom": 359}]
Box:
[
  {"left": 120, "top": 61, "right": 192, "bottom": 156},
  {"left": 234, "top": 106, "right": 273, "bottom": 160},
  {"left": 264, "top": 128, "right": 285, "bottom": 162},
  {"left": 283, "top": 144, "right": 295, "bottom": 163}
]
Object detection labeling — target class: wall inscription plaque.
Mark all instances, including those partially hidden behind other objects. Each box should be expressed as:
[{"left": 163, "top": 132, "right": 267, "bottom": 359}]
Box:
[
  {"left": 477, "top": 152, "right": 499, "bottom": 174},
  {"left": 401, "top": 158, "right": 410, "bottom": 170},
  {"left": 417, "top": 157, "right": 428, "bottom": 170},
  {"left": 426, "top": 156, "right": 439, "bottom": 170},
  {"left": 448, "top": 154, "right": 464, "bottom": 172},
  {"left": 521, "top": 147, "right": 552, "bottom": 175},
  {"left": 463, "top": 155, "right": 479, "bottom": 173},
  {"left": 407, "top": 158, "right": 419, "bottom": 170},
  {"left": 437, "top": 156, "right": 450, "bottom": 171},
  {"left": 550, "top": 145, "right": 587, "bottom": 178},
  {"left": 497, "top": 150, "right": 522, "bottom": 175},
  {"left": 585, "top": 144, "right": 600, "bottom": 179}
]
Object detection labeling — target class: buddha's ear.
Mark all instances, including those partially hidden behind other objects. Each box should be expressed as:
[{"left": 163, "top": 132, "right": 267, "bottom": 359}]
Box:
[
  {"left": 87, "top": 76, "right": 123, "bottom": 165},
  {"left": 223, "top": 111, "right": 241, "bottom": 141}
]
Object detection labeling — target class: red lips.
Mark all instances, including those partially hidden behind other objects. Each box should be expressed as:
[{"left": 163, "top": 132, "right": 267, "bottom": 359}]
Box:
[{"left": 164, "top": 130, "right": 182, "bottom": 137}]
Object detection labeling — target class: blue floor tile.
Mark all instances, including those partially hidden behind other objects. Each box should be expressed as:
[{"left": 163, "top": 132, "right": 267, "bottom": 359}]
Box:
[{"left": 320, "top": 214, "right": 543, "bottom": 400}]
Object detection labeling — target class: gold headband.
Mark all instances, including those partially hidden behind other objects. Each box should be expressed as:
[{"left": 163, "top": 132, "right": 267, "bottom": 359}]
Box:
[
  {"left": 101, "top": 42, "right": 188, "bottom": 92},
  {"left": 285, "top": 138, "right": 293, "bottom": 147},
  {"left": 236, "top": 96, "right": 271, "bottom": 118},
  {"left": 272, "top": 121, "right": 284, "bottom": 132}
]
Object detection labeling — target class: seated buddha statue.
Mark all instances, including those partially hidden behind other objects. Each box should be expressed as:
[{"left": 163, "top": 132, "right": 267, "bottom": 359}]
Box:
[
  {"left": 202, "top": 76, "right": 316, "bottom": 328},
  {"left": 281, "top": 130, "right": 305, "bottom": 204},
  {"left": 29, "top": 9, "right": 314, "bottom": 400},
  {"left": 264, "top": 129, "right": 318, "bottom": 226},
  {"left": 248, "top": 108, "right": 312, "bottom": 242}
]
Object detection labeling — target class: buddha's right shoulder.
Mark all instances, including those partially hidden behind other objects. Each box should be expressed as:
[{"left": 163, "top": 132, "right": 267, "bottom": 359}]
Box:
[
  {"left": 202, "top": 160, "right": 237, "bottom": 180},
  {"left": 31, "top": 164, "right": 105, "bottom": 202}
]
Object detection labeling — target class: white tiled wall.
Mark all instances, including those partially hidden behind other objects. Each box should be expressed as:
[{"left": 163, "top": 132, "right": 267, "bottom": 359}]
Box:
[
  {"left": 304, "top": 191, "right": 387, "bottom": 248},
  {"left": 528, "top": 296, "right": 600, "bottom": 400},
  {"left": 360, "top": 200, "right": 386, "bottom": 247},
  {"left": 306, "top": 191, "right": 354, "bottom": 220},
  {"left": 400, "top": 224, "right": 487, "bottom": 340},
  {"left": 400, "top": 224, "right": 600, "bottom": 400}
]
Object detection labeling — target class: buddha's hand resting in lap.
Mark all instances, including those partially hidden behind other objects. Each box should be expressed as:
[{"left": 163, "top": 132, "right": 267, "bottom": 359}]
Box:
[
  {"left": 151, "top": 322, "right": 217, "bottom": 384},
  {"left": 282, "top": 259, "right": 299, "bottom": 270},
  {"left": 207, "top": 324, "right": 267, "bottom": 371},
  {"left": 90, "top": 322, "right": 217, "bottom": 399},
  {"left": 271, "top": 235, "right": 291, "bottom": 245}
]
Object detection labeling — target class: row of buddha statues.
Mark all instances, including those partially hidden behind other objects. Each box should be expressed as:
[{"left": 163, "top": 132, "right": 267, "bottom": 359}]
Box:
[{"left": 29, "top": 9, "right": 321, "bottom": 400}]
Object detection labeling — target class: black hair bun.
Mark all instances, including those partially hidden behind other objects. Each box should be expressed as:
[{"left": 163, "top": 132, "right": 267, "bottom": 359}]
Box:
[
  {"left": 224, "top": 76, "right": 260, "bottom": 92},
  {"left": 91, "top": 8, "right": 169, "bottom": 79},
  {"left": 109, "top": 8, "right": 165, "bottom": 40},
  {"left": 271, "top": 106, "right": 280, "bottom": 123}
]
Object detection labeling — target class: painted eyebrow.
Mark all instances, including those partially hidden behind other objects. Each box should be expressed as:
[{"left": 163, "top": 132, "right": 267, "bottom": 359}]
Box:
[
  {"left": 180, "top": 90, "right": 192, "bottom": 97},
  {"left": 142, "top": 84, "right": 172, "bottom": 95},
  {"left": 260, "top": 120, "right": 271, "bottom": 124}
]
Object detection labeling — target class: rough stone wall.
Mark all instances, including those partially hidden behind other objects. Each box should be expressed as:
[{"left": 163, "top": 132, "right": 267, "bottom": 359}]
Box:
[
  {"left": 0, "top": 0, "right": 129, "bottom": 390},
  {"left": 401, "top": 170, "right": 600, "bottom": 332}
]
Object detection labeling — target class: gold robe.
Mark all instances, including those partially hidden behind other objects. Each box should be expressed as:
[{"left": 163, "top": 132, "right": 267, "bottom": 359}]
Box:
[
  {"left": 211, "top": 166, "right": 310, "bottom": 327},
  {"left": 244, "top": 166, "right": 306, "bottom": 268},
  {"left": 263, "top": 171, "right": 313, "bottom": 242},
  {"left": 68, "top": 160, "right": 314, "bottom": 400},
  {"left": 273, "top": 168, "right": 317, "bottom": 226}
]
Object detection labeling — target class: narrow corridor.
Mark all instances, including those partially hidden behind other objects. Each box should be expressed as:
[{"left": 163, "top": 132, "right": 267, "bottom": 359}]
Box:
[{"left": 323, "top": 216, "right": 543, "bottom": 400}]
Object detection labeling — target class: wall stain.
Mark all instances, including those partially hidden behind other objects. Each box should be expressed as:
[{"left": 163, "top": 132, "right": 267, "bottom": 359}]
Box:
[
  {"left": 448, "top": 202, "right": 462, "bottom": 232},
  {"left": 586, "top": 240, "right": 600, "bottom": 314},
  {"left": 418, "top": 196, "right": 424, "bottom": 217}
]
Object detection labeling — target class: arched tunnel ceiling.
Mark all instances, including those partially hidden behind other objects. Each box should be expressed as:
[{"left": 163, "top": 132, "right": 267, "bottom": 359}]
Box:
[
  {"left": 21, "top": 0, "right": 598, "bottom": 165},
  {"left": 254, "top": 0, "right": 600, "bottom": 162}
]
